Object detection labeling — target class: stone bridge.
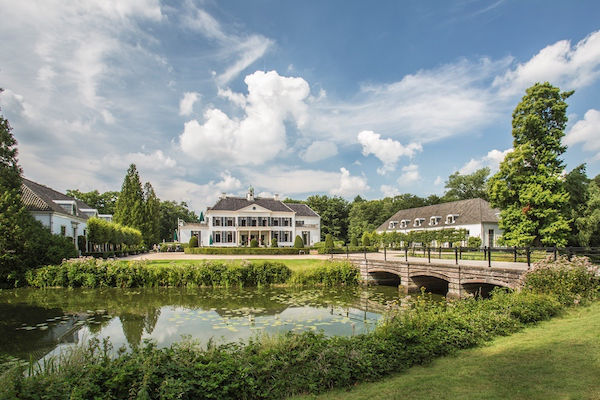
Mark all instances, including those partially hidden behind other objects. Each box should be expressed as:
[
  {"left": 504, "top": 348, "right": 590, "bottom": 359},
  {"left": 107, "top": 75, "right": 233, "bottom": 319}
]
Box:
[{"left": 351, "top": 258, "right": 527, "bottom": 298}]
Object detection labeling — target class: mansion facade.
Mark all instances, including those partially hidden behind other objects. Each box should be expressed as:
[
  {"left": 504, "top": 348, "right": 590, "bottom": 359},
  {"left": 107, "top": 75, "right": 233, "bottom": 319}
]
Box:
[
  {"left": 376, "top": 198, "right": 503, "bottom": 248},
  {"left": 178, "top": 188, "right": 321, "bottom": 247}
]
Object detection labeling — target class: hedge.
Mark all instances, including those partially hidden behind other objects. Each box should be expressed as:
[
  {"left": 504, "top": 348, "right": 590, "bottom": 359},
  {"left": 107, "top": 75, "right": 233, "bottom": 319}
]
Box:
[
  {"left": 317, "top": 245, "right": 378, "bottom": 254},
  {"left": 184, "top": 247, "right": 306, "bottom": 255}
]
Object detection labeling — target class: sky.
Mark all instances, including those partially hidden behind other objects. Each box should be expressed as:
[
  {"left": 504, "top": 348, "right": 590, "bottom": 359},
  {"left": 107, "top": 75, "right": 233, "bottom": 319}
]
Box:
[{"left": 1, "top": 0, "right": 600, "bottom": 213}]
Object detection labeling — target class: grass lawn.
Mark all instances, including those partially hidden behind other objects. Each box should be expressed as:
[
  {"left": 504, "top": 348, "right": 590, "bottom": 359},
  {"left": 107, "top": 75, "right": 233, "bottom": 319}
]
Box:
[
  {"left": 129, "top": 258, "right": 327, "bottom": 272},
  {"left": 295, "top": 302, "right": 600, "bottom": 400}
]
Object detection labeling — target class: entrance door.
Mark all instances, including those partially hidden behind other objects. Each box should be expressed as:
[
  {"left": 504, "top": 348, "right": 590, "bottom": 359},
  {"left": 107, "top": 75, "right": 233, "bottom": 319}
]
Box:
[
  {"left": 488, "top": 229, "right": 494, "bottom": 248},
  {"left": 302, "top": 231, "right": 310, "bottom": 246}
]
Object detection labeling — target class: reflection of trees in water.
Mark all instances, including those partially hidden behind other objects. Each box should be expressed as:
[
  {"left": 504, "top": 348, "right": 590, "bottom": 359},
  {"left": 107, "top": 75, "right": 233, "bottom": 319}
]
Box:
[{"left": 119, "top": 308, "right": 161, "bottom": 348}]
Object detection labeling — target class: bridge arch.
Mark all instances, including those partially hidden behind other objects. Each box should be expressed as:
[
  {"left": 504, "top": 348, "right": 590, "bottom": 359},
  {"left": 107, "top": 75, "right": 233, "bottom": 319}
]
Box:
[
  {"left": 409, "top": 271, "right": 450, "bottom": 296},
  {"left": 461, "top": 279, "right": 512, "bottom": 298},
  {"left": 367, "top": 269, "right": 401, "bottom": 286}
]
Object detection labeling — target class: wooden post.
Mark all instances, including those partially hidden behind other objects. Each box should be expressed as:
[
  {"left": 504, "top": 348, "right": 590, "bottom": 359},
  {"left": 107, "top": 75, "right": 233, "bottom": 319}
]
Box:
[
  {"left": 384, "top": 246, "right": 387, "bottom": 261},
  {"left": 346, "top": 245, "right": 349, "bottom": 259},
  {"left": 514, "top": 246, "right": 517, "bottom": 262},
  {"left": 488, "top": 245, "right": 492, "bottom": 268},
  {"left": 405, "top": 247, "right": 408, "bottom": 262},
  {"left": 553, "top": 246, "right": 557, "bottom": 261},
  {"left": 427, "top": 247, "right": 431, "bottom": 263},
  {"left": 526, "top": 247, "right": 531, "bottom": 268},
  {"left": 455, "top": 247, "right": 458, "bottom": 264}
]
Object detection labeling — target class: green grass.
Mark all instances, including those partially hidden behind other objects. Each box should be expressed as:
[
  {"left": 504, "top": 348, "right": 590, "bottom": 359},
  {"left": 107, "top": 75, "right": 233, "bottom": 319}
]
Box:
[
  {"left": 296, "top": 302, "right": 600, "bottom": 400},
  {"left": 136, "top": 259, "right": 325, "bottom": 272}
]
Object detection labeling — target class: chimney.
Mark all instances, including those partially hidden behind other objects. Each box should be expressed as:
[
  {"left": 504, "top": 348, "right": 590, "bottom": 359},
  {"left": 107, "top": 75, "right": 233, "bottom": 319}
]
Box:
[
  {"left": 220, "top": 192, "right": 227, "bottom": 199},
  {"left": 274, "top": 193, "right": 279, "bottom": 201}
]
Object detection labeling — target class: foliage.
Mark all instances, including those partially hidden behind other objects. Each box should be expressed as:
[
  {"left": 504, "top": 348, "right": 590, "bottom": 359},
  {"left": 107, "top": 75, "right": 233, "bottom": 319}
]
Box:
[
  {"left": 306, "top": 195, "right": 350, "bottom": 241},
  {"left": 113, "top": 164, "right": 145, "bottom": 232},
  {"left": 87, "top": 217, "right": 142, "bottom": 248},
  {"left": 185, "top": 247, "right": 303, "bottom": 255},
  {"left": 142, "top": 182, "right": 160, "bottom": 246},
  {"left": 575, "top": 181, "right": 600, "bottom": 246},
  {"left": 288, "top": 261, "right": 360, "bottom": 286},
  {"left": 350, "top": 236, "right": 358, "bottom": 246},
  {"left": 271, "top": 238, "right": 278, "bottom": 247},
  {"left": 3, "top": 288, "right": 564, "bottom": 399},
  {"left": 159, "top": 200, "right": 199, "bottom": 242},
  {"left": 361, "top": 232, "right": 371, "bottom": 246},
  {"left": 443, "top": 167, "right": 490, "bottom": 201},
  {"left": 324, "top": 234, "right": 334, "bottom": 250},
  {"left": 294, "top": 235, "right": 304, "bottom": 248},
  {"left": 467, "top": 236, "right": 482, "bottom": 248},
  {"left": 65, "top": 189, "right": 119, "bottom": 214},
  {"left": 488, "top": 82, "right": 572, "bottom": 246},
  {"left": 317, "top": 246, "right": 378, "bottom": 254},
  {"left": 188, "top": 235, "right": 198, "bottom": 248},
  {"left": 521, "top": 256, "right": 600, "bottom": 305},
  {"left": 563, "top": 164, "right": 589, "bottom": 245},
  {"left": 250, "top": 238, "right": 259, "bottom": 248},
  {"left": 25, "top": 259, "right": 293, "bottom": 288},
  {"left": 368, "top": 229, "right": 468, "bottom": 248}
]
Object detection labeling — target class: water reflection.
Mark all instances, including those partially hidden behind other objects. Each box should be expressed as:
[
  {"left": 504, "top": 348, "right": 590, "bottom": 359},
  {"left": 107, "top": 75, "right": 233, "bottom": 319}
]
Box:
[{"left": 0, "top": 286, "right": 404, "bottom": 363}]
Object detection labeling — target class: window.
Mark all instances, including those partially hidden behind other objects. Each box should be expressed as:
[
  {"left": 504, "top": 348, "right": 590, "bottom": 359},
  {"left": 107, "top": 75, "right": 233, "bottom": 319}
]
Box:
[
  {"left": 389, "top": 221, "right": 398, "bottom": 229},
  {"left": 414, "top": 218, "right": 424, "bottom": 227},
  {"left": 273, "top": 218, "right": 279, "bottom": 226},
  {"left": 400, "top": 220, "right": 408, "bottom": 229},
  {"left": 60, "top": 225, "right": 66, "bottom": 236},
  {"left": 215, "top": 233, "right": 221, "bottom": 243},
  {"left": 213, "top": 217, "right": 221, "bottom": 226},
  {"left": 226, "top": 218, "right": 234, "bottom": 227},
  {"left": 429, "top": 216, "right": 441, "bottom": 226},
  {"left": 446, "top": 214, "right": 458, "bottom": 224}
]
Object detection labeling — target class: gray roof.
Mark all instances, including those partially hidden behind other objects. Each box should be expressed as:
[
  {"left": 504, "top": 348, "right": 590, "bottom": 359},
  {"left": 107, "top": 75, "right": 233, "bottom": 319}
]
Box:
[
  {"left": 285, "top": 203, "right": 319, "bottom": 217},
  {"left": 208, "top": 196, "right": 319, "bottom": 216},
  {"left": 21, "top": 178, "right": 94, "bottom": 220},
  {"left": 377, "top": 198, "right": 499, "bottom": 231}
]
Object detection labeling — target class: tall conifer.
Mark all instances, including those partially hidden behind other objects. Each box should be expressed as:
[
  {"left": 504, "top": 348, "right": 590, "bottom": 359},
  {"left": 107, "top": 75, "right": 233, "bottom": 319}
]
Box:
[
  {"left": 143, "top": 182, "right": 160, "bottom": 246},
  {"left": 113, "top": 164, "right": 145, "bottom": 232}
]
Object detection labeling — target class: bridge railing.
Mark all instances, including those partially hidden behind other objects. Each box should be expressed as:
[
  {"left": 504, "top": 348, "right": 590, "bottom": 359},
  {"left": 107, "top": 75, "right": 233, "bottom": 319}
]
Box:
[{"left": 349, "top": 245, "right": 600, "bottom": 268}]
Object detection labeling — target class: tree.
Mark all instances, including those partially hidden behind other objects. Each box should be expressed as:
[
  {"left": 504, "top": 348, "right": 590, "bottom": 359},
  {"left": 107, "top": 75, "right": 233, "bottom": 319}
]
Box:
[
  {"left": 444, "top": 167, "right": 490, "bottom": 201},
  {"left": 305, "top": 195, "right": 350, "bottom": 241},
  {"left": 575, "top": 181, "right": 600, "bottom": 247},
  {"left": 564, "top": 164, "right": 590, "bottom": 246},
  {"left": 294, "top": 235, "right": 304, "bottom": 248},
  {"left": 271, "top": 237, "right": 278, "bottom": 247},
  {"left": 142, "top": 182, "right": 160, "bottom": 246},
  {"left": 361, "top": 232, "right": 371, "bottom": 246},
  {"left": 488, "top": 82, "right": 572, "bottom": 246},
  {"left": 159, "top": 200, "right": 199, "bottom": 242},
  {"left": 66, "top": 189, "right": 119, "bottom": 214},
  {"left": 113, "top": 164, "right": 145, "bottom": 233},
  {"left": 324, "top": 234, "right": 334, "bottom": 250}
]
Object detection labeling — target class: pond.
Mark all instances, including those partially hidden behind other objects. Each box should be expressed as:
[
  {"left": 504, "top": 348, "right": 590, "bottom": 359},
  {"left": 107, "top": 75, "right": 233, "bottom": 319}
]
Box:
[{"left": 0, "top": 285, "right": 413, "bottom": 364}]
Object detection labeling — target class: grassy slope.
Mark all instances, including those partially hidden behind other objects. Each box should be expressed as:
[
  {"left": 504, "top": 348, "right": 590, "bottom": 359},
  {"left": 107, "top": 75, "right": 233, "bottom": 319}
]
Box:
[
  {"left": 134, "top": 259, "right": 325, "bottom": 272},
  {"left": 297, "top": 302, "right": 600, "bottom": 400}
]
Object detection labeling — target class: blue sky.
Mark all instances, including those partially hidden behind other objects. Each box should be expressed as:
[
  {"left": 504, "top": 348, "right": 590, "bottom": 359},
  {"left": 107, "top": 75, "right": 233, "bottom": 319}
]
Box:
[{"left": 1, "top": 0, "right": 599, "bottom": 213}]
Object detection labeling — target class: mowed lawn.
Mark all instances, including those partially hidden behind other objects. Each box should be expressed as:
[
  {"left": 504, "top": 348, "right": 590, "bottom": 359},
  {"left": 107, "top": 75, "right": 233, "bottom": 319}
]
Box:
[
  {"left": 296, "top": 302, "right": 600, "bottom": 400},
  {"left": 131, "top": 259, "right": 326, "bottom": 272}
]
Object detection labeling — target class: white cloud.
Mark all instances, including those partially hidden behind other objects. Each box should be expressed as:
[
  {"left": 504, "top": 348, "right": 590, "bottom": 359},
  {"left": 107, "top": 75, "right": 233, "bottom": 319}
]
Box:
[
  {"left": 380, "top": 184, "right": 401, "bottom": 198},
  {"left": 243, "top": 167, "right": 342, "bottom": 194},
  {"left": 179, "top": 70, "right": 310, "bottom": 166},
  {"left": 459, "top": 148, "right": 511, "bottom": 174},
  {"left": 434, "top": 176, "right": 444, "bottom": 186},
  {"left": 494, "top": 30, "right": 600, "bottom": 96},
  {"left": 397, "top": 164, "right": 420, "bottom": 184},
  {"left": 565, "top": 109, "right": 600, "bottom": 157},
  {"left": 357, "top": 130, "right": 422, "bottom": 174},
  {"left": 182, "top": 7, "right": 273, "bottom": 86},
  {"left": 103, "top": 150, "right": 177, "bottom": 172},
  {"left": 300, "top": 141, "right": 338, "bottom": 162},
  {"left": 330, "top": 168, "right": 369, "bottom": 197},
  {"left": 179, "top": 92, "right": 199, "bottom": 116}
]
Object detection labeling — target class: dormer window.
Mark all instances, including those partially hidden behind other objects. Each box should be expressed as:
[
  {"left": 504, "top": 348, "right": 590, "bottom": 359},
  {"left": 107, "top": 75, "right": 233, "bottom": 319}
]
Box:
[
  {"left": 429, "top": 216, "right": 441, "bottom": 226},
  {"left": 388, "top": 221, "right": 398, "bottom": 229},
  {"left": 414, "top": 218, "right": 425, "bottom": 227},
  {"left": 446, "top": 214, "right": 459, "bottom": 224},
  {"left": 400, "top": 219, "right": 409, "bottom": 229}
]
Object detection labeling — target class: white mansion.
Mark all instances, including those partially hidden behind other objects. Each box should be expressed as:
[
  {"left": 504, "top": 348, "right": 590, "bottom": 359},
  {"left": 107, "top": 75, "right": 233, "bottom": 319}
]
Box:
[
  {"left": 178, "top": 188, "right": 321, "bottom": 247},
  {"left": 376, "top": 198, "right": 503, "bottom": 247}
]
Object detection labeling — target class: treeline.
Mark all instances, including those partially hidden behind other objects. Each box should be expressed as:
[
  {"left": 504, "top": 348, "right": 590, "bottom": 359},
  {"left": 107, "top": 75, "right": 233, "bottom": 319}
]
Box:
[{"left": 68, "top": 165, "right": 200, "bottom": 247}]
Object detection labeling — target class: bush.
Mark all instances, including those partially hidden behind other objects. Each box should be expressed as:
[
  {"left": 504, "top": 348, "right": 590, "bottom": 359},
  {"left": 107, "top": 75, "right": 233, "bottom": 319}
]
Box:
[
  {"left": 350, "top": 236, "right": 358, "bottom": 246},
  {"left": 271, "top": 238, "right": 278, "bottom": 247},
  {"left": 317, "top": 246, "right": 378, "bottom": 254},
  {"left": 188, "top": 235, "right": 198, "bottom": 248},
  {"left": 294, "top": 235, "right": 304, "bottom": 248},
  {"left": 324, "top": 234, "right": 334, "bottom": 250},
  {"left": 468, "top": 236, "right": 482, "bottom": 248},
  {"left": 185, "top": 247, "right": 302, "bottom": 255},
  {"left": 3, "top": 289, "right": 565, "bottom": 399},
  {"left": 250, "top": 239, "right": 259, "bottom": 248},
  {"left": 521, "top": 256, "right": 600, "bottom": 305},
  {"left": 361, "top": 232, "right": 371, "bottom": 246},
  {"left": 289, "top": 261, "right": 360, "bottom": 286}
]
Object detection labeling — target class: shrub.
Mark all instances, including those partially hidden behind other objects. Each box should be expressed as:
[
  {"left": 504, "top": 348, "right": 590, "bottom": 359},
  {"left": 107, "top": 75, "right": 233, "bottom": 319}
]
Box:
[
  {"left": 185, "top": 247, "right": 302, "bottom": 255},
  {"left": 250, "top": 239, "right": 259, "bottom": 248},
  {"left": 361, "top": 232, "right": 371, "bottom": 246},
  {"left": 467, "top": 236, "right": 482, "bottom": 248},
  {"left": 324, "top": 234, "right": 334, "bottom": 250},
  {"left": 317, "top": 246, "right": 378, "bottom": 254},
  {"left": 271, "top": 238, "right": 278, "bottom": 247},
  {"left": 289, "top": 261, "right": 360, "bottom": 286},
  {"left": 521, "top": 255, "right": 600, "bottom": 305},
  {"left": 350, "top": 236, "right": 358, "bottom": 246},
  {"left": 294, "top": 235, "right": 304, "bottom": 248},
  {"left": 188, "top": 235, "right": 198, "bottom": 248}
]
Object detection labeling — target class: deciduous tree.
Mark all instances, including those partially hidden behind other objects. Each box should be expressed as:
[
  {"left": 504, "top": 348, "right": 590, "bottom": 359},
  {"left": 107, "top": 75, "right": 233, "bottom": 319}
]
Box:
[{"left": 444, "top": 167, "right": 490, "bottom": 201}]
